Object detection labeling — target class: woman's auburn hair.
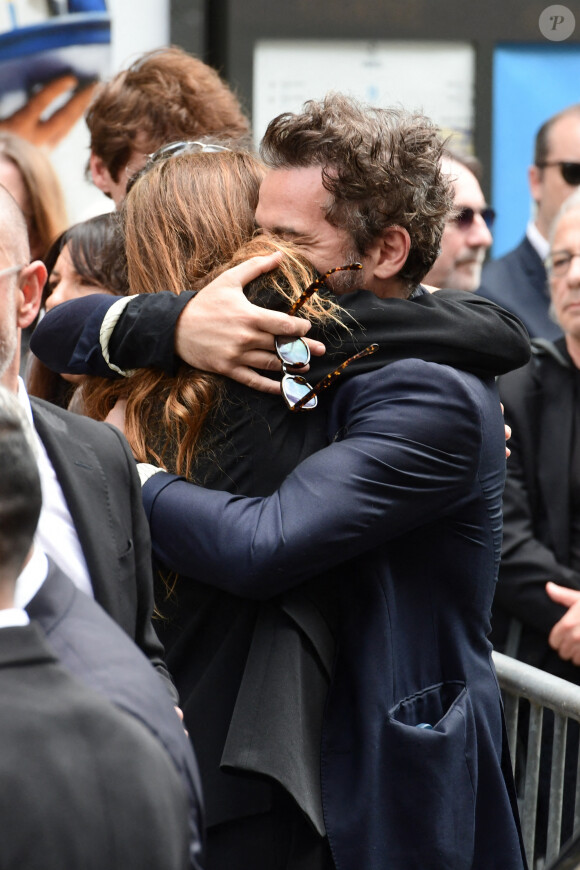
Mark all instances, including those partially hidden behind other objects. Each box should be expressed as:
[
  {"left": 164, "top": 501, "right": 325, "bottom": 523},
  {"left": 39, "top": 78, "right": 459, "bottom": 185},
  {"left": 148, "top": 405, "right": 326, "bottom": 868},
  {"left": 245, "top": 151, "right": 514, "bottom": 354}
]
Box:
[
  {"left": 81, "top": 151, "right": 342, "bottom": 479},
  {"left": 0, "top": 131, "right": 68, "bottom": 260}
]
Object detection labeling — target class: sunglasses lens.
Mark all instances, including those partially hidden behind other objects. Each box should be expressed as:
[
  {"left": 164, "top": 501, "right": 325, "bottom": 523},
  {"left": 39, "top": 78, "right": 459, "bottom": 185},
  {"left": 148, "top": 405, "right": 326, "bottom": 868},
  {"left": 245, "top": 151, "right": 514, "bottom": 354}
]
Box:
[
  {"left": 455, "top": 207, "right": 495, "bottom": 230},
  {"left": 276, "top": 337, "right": 310, "bottom": 368},
  {"left": 561, "top": 163, "right": 580, "bottom": 186},
  {"left": 481, "top": 208, "right": 496, "bottom": 230},
  {"left": 282, "top": 375, "right": 317, "bottom": 410},
  {"left": 455, "top": 208, "right": 474, "bottom": 229}
]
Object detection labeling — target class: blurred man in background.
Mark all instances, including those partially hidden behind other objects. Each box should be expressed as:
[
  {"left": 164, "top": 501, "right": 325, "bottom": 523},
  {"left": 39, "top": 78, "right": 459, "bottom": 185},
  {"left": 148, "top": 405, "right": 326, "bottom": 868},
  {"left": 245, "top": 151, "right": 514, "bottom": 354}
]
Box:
[
  {"left": 478, "top": 104, "right": 580, "bottom": 339},
  {"left": 423, "top": 150, "right": 494, "bottom": 291}
]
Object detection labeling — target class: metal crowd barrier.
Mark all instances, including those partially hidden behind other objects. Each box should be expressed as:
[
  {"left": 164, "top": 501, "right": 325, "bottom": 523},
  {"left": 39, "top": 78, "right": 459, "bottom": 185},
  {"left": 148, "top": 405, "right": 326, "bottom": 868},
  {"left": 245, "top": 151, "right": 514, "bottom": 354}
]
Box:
[{"left": 493, "top": 651, "right": 580, "bottom": 869}]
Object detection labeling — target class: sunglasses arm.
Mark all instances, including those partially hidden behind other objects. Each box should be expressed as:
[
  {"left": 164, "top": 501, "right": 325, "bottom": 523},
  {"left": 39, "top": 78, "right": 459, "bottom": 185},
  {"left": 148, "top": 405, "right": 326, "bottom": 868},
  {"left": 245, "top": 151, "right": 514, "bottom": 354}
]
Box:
[{"left": 290, "top": 343, "right": 379, "bottom": 412}]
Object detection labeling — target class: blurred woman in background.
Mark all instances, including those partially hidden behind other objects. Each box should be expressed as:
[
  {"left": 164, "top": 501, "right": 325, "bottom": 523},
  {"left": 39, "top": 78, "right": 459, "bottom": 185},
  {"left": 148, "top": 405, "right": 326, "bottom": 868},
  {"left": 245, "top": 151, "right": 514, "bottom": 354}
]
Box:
[
  {"left": 27, "top": 213, "right": 128, "bottom": 408},
  {"left": 0, "top": 131, "right": 67, "bottom": 260}
]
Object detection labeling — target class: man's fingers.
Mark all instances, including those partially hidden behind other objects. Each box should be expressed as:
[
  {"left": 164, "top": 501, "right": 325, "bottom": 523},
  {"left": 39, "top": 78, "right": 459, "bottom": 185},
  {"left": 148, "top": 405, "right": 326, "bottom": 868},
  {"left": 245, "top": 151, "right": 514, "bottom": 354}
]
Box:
[
  {"left": 546, "top": 581, "right": 580, "bottom": 608},
  {"left": 205, "top": 252, "right": 283, "bottom": 292},
  {"left": 230, "top": 367, "right": 283, "bottom": 395},
  {"left": 235, "top": 350, "right": 282, "bottom": 373},
  {"left": 304, "top": 338, "right": 326, "bottom": 356}
]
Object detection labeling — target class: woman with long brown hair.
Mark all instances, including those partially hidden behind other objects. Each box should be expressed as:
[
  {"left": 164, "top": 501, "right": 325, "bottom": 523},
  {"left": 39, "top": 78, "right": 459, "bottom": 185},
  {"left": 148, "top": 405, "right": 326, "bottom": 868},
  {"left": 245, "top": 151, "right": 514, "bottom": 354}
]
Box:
[
  {"left": 0, "top": 131, "right": 67, "bottom": 261},
  {"left": 81, "top": 148, "right": 344, "bottom": 488},
  {"left": 71, "top": 147, "right": 352, "bottom": 868}
]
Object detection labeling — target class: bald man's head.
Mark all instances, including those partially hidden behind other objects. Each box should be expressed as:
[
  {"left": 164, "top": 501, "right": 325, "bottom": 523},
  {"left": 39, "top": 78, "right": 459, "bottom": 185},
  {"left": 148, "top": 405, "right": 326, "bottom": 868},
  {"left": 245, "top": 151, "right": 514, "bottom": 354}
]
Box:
[
  {"left": 0, "top": 184, "right": 30, "bottom": 266},
  {"left": 0, "top": 186, "right": 46, "bottom": 391}
]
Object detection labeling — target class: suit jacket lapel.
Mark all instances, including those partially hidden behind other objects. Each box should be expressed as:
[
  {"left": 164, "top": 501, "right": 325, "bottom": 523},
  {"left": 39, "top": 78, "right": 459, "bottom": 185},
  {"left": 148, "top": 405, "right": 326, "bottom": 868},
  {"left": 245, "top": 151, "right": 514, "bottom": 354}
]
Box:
[
  {"left": 536, "top": 360, "right": 573, "bottom": 561},
  {"left": 30, "top": 400, "right": 115, "bottom": 613},
  {"left": 518, "top": 237, "right": 547, "bottom": 294},
  {"left": 25, "top": 558, "right": 77, "bottom": 635}
]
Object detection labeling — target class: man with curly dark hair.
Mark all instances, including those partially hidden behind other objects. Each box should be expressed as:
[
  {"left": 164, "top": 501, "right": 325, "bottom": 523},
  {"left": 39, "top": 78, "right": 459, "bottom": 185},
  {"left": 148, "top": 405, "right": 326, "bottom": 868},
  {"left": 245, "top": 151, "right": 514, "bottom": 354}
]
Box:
[{"left": 258, "top": 94, "right": 451, "bottom": 296}]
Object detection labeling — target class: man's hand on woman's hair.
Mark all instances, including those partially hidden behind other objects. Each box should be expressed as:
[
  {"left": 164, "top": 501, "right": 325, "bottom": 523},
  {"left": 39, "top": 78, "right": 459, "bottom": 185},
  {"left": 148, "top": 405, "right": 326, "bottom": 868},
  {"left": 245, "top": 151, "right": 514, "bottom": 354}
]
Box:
[{"left": 175, "top": 253, "right": 326, "bottom": 393}]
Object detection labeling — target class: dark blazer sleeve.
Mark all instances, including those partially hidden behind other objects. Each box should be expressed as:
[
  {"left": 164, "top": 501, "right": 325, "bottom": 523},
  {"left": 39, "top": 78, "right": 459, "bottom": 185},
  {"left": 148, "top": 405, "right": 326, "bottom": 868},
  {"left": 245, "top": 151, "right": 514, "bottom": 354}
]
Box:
[
  {"left": 30, "top": 291, "right": 195, "bottom": 376},
  {"left": 31, "top": 286, "right": 530, "bottom": 380},
  {"left": 142, "top": 361, "right": 491, "bottom": 599}
]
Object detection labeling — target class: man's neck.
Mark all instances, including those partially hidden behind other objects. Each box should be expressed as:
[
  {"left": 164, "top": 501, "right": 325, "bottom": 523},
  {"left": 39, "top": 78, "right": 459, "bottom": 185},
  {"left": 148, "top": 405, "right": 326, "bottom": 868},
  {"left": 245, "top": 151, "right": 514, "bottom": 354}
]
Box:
[
  {"left": 533, "top": 217, "right": 549, "bottom": 243},
  {"left": 527, "top": 221, "right": 550, "bottom": 264},
  {"left": 369, "top": 275, "right": 412, "bottom": 300},
  {"left": 0, "top": 355, "right": 20, "bottom": 394}
]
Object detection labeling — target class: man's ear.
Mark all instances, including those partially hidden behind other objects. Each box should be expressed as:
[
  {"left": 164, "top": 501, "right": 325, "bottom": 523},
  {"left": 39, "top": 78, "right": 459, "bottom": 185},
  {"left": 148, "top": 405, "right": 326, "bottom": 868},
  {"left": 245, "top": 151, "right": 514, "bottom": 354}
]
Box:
[
  {"left": 89, "top": 152, "right": 114, "bottom": 196},
  {"left": 371, "top": 226, "right": 411, "bottom": 282},
  {"left": 17, "top": 261, "right": 47, "bottom": 329},
  {"left": 528, "top": 164, "right": 542, "bottom": 206}
]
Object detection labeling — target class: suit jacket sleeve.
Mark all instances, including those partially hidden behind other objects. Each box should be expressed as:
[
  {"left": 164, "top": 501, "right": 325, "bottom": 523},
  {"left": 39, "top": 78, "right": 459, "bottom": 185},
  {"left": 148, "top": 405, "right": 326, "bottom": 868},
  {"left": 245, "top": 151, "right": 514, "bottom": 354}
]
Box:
[
  {"left": 315, "top": 287, "right": 531, "bottom": 379},
  {"left": 30, "top": 286, "right": 530, "bottom": 380},
  {"left": 142, "top": 361, "right": 494, "bottom": 599},
  {"left": 30, "top": 291, "right": 195, "bottom": 377}
]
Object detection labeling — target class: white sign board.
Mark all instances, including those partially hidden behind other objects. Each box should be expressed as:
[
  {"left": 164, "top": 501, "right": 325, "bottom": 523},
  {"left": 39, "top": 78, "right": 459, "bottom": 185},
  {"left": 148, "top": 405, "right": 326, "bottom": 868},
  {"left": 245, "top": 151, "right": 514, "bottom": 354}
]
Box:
[{"left": 254, "top": 40, "right": 475, "bottom": 153}]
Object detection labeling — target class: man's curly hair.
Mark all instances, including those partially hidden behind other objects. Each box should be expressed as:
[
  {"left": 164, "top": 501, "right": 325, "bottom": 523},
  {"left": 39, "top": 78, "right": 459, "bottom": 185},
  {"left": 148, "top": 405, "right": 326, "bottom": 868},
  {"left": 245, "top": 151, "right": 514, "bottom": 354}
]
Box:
[{"left": 260, "top": 94, "right": 453, "bottom": 289}]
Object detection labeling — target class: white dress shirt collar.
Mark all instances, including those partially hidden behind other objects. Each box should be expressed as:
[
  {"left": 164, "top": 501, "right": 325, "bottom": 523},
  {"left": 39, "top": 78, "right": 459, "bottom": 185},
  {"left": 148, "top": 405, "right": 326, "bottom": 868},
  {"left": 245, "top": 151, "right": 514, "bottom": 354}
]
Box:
[
  {"left": 14, "top": 544, "right": 49, "bottom": 610},
  {"left": 0, "top": 609, "right": 30, "bottom": 629}
]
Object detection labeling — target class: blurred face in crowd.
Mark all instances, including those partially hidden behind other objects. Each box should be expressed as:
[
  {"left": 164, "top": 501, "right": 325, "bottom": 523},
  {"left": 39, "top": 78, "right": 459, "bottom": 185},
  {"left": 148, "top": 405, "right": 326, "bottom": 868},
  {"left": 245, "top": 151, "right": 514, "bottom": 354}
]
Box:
[
  {"left": 0, "top": 258, "right": 20, "bottom": 384},
  {"left": 423, "top": 158, "right": 493, "bottom": 292},
  {"left": 0, "top": 157, "right": 28, "bottom": 218},
  {"left": 549, "top": 207, "right": 580, "bottom": 348},
  {"left": 45, "top": 244, "right": 116, "bottom": 311},
  {"left": 90, "top": 134, "right": 150, "bottom": 208},
  {"left": 530, "top": 113, "right": 580, "bottom": 239}
]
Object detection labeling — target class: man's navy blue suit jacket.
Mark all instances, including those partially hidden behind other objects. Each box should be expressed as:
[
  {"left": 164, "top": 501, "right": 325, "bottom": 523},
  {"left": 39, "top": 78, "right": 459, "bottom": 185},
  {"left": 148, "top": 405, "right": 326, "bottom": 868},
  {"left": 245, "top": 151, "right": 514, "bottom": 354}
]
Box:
[{"left": 141, "top": 359, "right": 527, "bottom": 870}]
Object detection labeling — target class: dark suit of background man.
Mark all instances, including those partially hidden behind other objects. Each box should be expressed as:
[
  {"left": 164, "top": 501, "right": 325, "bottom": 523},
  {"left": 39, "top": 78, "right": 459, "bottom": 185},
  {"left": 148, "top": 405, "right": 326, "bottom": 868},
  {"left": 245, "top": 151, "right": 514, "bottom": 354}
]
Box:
[
  {"left": 16, "top": 549, "right": 203, "bottom": 867},
  {"left": 0, "top": 385, "right": 190, "bottom": 870},
  {"left": 478, "top": 103, "right": 580, "bottom": 340},
  {"left": 0, "top": 182, "right": 174, "bottom": 693}
]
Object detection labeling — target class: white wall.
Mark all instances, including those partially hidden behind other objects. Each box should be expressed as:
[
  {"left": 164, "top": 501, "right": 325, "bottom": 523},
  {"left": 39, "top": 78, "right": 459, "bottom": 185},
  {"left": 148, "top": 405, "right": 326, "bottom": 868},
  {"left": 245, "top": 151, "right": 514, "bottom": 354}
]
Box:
[{"left": 109, "top": 0, "right": 170, "bottom": 71}]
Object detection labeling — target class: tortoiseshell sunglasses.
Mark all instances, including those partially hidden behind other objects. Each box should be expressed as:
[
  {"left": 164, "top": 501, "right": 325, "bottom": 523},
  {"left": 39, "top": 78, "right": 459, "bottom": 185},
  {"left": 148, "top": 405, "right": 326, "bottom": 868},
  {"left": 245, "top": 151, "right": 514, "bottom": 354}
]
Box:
[{"left": 275, "top": 263, "right": 378, "bottom": 411}]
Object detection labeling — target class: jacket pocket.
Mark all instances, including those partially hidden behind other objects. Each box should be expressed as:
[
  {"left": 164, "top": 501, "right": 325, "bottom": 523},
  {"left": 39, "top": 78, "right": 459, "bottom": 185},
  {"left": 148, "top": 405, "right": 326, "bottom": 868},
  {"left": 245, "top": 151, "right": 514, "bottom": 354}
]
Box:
[{"left": 381, "top": 681, "right": 477, "bottom": 869}]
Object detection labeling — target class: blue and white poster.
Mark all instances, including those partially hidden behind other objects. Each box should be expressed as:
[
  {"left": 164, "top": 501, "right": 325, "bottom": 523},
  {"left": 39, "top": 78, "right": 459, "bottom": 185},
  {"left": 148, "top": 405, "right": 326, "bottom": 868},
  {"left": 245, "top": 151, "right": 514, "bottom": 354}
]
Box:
[{"left": 0, "top": 0, "right": 168, "bottom": 219}]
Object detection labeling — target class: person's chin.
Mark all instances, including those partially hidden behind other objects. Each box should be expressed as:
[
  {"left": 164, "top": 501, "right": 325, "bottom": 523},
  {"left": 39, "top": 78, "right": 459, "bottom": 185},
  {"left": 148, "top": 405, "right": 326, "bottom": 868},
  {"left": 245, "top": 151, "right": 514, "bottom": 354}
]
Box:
[{"left": 452, "top": 263, "right": 482, "bottom": 292}]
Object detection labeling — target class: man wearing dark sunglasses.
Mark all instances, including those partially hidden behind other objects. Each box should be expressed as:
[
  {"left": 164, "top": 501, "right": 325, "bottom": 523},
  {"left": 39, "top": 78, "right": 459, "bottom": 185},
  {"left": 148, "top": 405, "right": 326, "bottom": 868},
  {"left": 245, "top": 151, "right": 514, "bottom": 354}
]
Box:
[
  {"left": 423, "top": 150, "right": 494, "bottom": 292},
  {"left": 478, "top": 103, "right": 580, "bottom": 340}
]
